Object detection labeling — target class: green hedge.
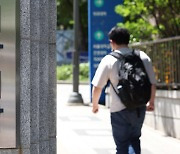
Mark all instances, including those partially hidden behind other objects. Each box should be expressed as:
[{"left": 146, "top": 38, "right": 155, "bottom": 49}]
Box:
[{"left": 57, "top": 63, "right": 89, "bottom": 82}]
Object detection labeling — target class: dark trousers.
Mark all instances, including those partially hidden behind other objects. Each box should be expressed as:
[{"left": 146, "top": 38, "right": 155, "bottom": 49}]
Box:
[{"left": 111, "top": 106, "right": 146, "bottom": 154}]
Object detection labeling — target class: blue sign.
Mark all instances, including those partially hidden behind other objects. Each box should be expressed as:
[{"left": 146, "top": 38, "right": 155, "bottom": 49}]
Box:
[{"left": 88, "top": 0, "right": 123, "bottom": 104}]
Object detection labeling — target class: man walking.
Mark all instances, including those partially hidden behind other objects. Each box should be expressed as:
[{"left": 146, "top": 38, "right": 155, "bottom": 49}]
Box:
[{"left": 91, "top": 27, "right": 156, "bottom": 154}]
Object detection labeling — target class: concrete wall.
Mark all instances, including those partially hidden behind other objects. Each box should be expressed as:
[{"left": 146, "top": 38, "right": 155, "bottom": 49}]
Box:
[
  {"left": 0, "top": 0, "right": 57, "bottom": 153},
  {"left": 144, "top": 90, "right": 180, "bottom": 139}
]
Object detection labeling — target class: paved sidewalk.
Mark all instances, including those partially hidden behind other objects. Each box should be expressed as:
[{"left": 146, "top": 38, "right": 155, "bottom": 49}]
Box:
[{"left": 57, "top": 83, "right": 180, "bottom": 154}]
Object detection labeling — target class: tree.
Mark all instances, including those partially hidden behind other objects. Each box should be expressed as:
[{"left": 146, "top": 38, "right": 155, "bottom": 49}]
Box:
[
  {"left": 57, "top": 0, "right": 88, "bottom": 51},
  {"left": 115, "top": 0, "right": 180, "bottom": 42}
]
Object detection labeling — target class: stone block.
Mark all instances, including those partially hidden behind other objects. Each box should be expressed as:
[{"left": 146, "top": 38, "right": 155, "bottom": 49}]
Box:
[
  {"left": 39, "top": 141, "right": 49, "bottom": 154},
  {"left": 30, "top": 0, "right": 40, "bottom": 40},
  {"left": 30, "top": 42, "right": 40, "bottom": 143},
  {"left": 48, "top": 0, "right": 57, "bottom": 43},
  {"left": 48, "top": 45, "right": 56, "bottom": 137},
  {"left": 39, "top": 0, "right": 49, "bottom": 42},
  {"left": 20, "top": 39, "right": 31, "bottom": 148},
  {"left": 49, "top": 138, "right": 56, "bottom": 154},
  {"left": 39, "top": 43, "right": 49, "bottom": 141},
  {"left": 30, "top": 144, "right": 39, "bottom": 154},
  {"left": 20, "top": 0, "right": 30, "bottom": 38}
]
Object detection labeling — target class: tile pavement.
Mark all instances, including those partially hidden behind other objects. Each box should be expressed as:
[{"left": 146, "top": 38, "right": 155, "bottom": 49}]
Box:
[{"left": 57, "top": 83, "right": 180, "bottom": 154}]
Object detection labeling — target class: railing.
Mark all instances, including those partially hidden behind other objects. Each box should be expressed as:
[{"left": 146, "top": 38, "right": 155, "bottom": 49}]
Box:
[{"left": 130, "top": 36, "right": 180, "bottom": 90}]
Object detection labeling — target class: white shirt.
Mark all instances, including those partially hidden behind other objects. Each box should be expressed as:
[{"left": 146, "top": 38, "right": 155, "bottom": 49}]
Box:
[{"left": 92, "top": 48, "right": 156, "bottom": 113}]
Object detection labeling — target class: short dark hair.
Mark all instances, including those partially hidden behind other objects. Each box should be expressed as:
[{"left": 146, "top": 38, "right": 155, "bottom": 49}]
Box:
[{"left": 108, "top": 27, "right": 130, "bottom": 45}]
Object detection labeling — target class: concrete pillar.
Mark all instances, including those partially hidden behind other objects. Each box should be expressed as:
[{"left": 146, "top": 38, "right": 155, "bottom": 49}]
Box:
[{"left": 0, "top": 0, "right": 57, "bottom": 153}]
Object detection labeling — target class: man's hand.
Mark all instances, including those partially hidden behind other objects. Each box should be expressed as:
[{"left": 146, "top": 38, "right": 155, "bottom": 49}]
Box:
[
  {"left": 92, "top": 104, "right": 99, "bottom": 113},
  {"left": 147, "top": 85, "right": 156, "bottom": 111},
  {"left": 146, "top": 101, "right": 154, "bottom": 111}
]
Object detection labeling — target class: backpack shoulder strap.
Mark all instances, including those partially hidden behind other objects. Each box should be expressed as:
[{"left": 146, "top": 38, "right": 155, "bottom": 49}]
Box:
[
  {"left": 110, "top": 49, "right": 140, "bottom": 59},
  {"left": 109, "top": 80, "right": 119, "bottom": 97},
  {"left": 108, "top": 51, "right": 123, "bottom": 96},
  {"left": 109, "top": 51, "right": 123, "bottom": 59},
  {"left": 133, "top": 49, "right": 140, "bottom": 57}
]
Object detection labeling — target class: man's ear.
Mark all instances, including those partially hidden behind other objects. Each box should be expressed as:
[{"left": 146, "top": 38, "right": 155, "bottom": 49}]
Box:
[{"left": 109, "top": 39, "right": 113, "bottom": 43}]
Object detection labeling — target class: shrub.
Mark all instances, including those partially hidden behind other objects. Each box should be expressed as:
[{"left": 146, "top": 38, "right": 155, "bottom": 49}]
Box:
[
  {"left": 79, "top": 63, "right": 89, "bottom": 81},
  {"left": 57, "top": 63, "right": 89, "bottom": 82},
  {"left": 57, "top": 64, "right": 72, "bottom": 81}
]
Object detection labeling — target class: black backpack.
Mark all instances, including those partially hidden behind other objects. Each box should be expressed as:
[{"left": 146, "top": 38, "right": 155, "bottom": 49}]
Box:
[{"left": 109, "top": 49, "right": 151, "bottom": 110}]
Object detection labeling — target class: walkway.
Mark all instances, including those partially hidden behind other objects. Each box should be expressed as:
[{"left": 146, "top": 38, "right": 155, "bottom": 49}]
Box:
[{"left": 57, "top": 83, "right": 180, "bottom": 154}]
